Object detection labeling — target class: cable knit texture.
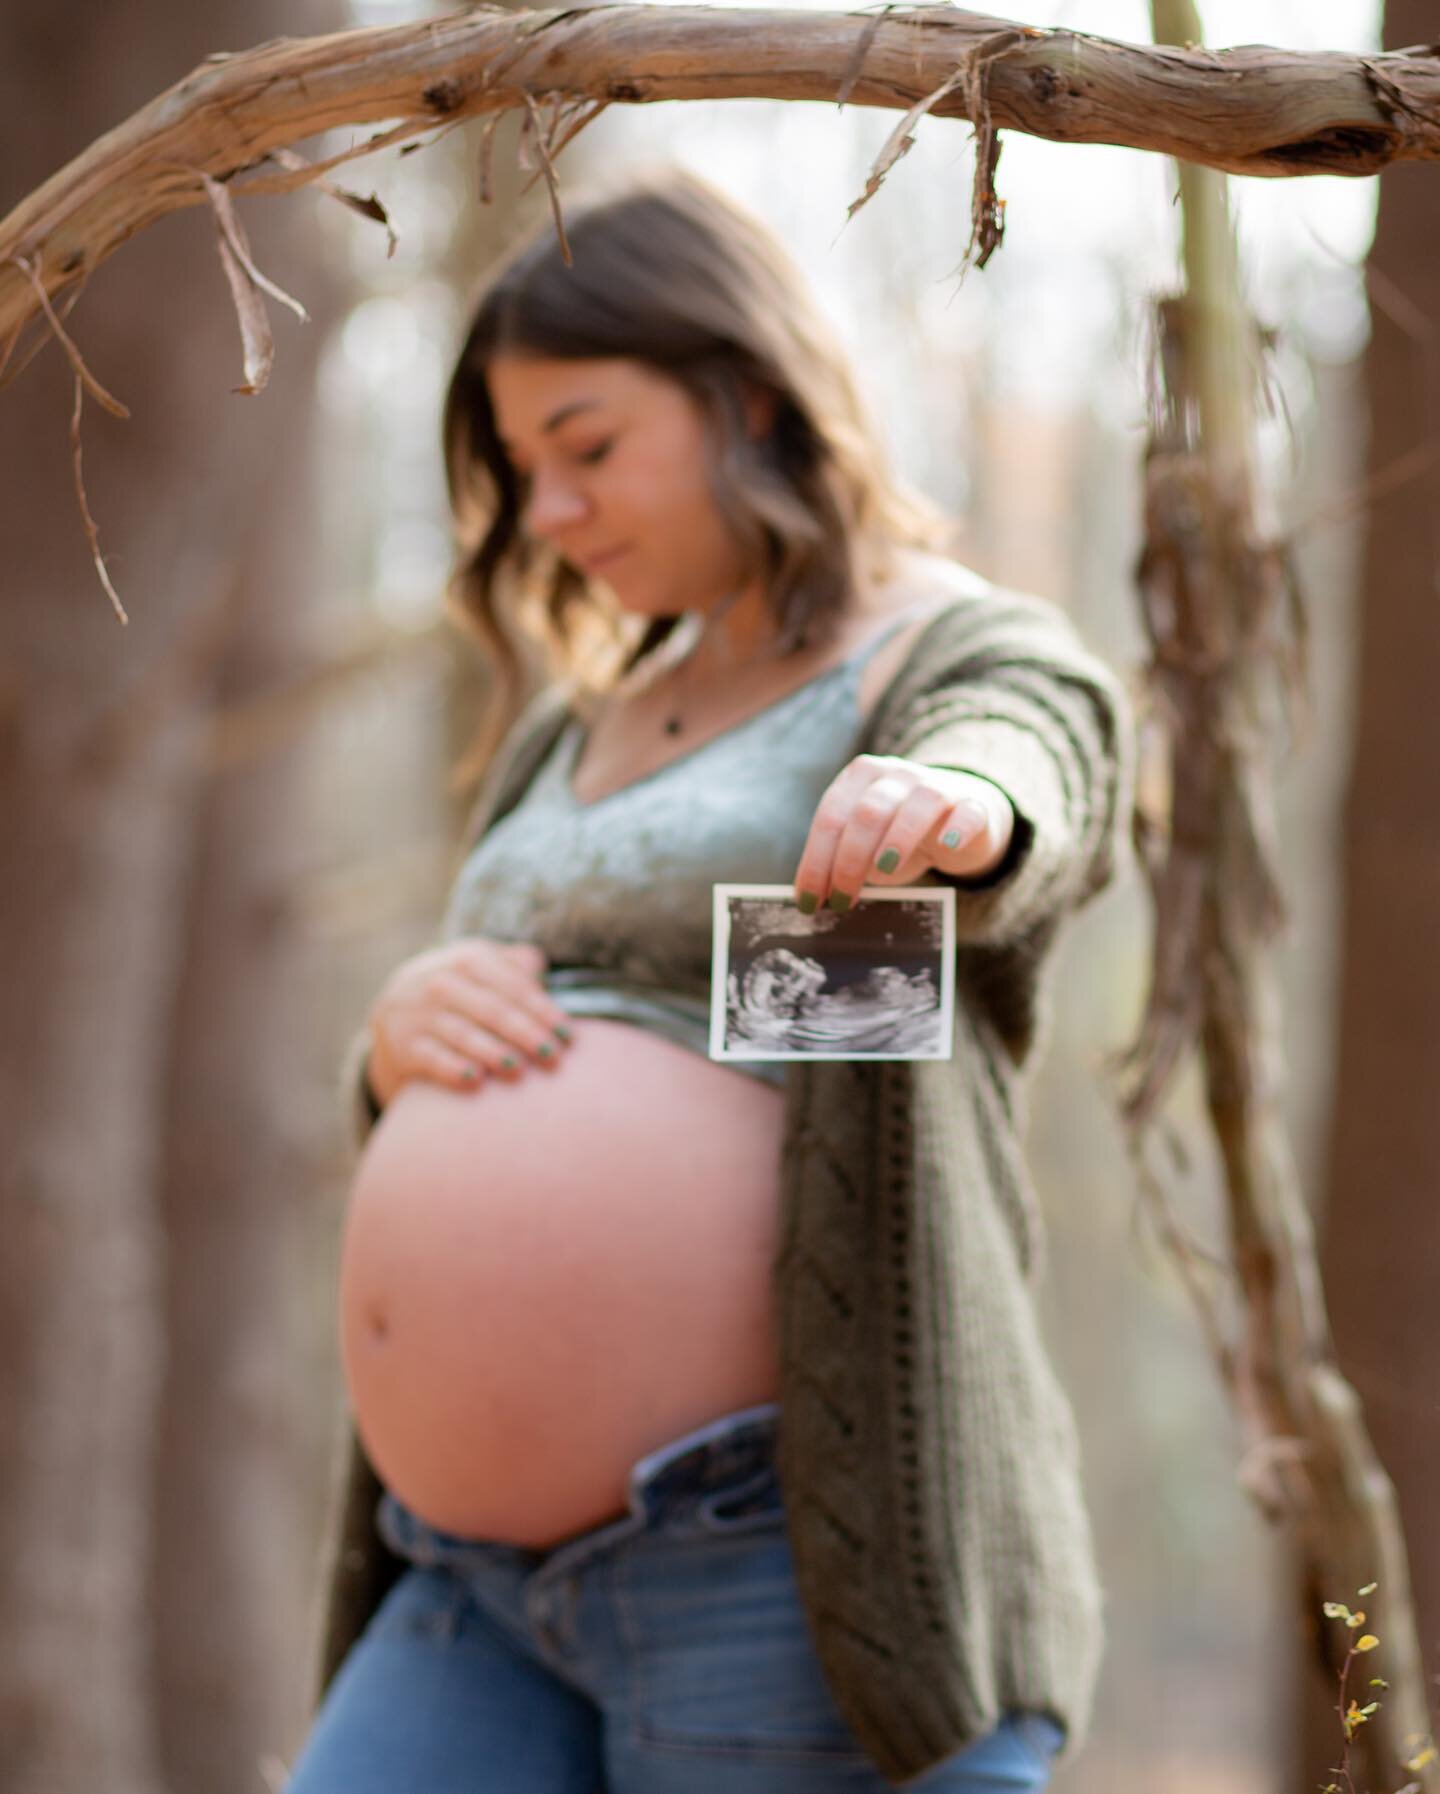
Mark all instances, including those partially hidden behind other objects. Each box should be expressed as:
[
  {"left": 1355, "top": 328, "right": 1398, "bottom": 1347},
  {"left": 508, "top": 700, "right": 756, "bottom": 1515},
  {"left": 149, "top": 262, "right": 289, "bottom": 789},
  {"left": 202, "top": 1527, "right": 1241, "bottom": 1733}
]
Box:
[{"left": 316, "top": 585, "right": 1135, "bottom": 1788}]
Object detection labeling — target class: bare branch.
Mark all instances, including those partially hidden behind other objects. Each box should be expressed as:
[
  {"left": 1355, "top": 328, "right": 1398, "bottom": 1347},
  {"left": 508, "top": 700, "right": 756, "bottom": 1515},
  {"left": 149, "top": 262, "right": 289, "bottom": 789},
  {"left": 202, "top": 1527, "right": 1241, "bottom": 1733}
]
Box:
[{"left": 4, "top": 5, "right": 1439, "bottom": 352}]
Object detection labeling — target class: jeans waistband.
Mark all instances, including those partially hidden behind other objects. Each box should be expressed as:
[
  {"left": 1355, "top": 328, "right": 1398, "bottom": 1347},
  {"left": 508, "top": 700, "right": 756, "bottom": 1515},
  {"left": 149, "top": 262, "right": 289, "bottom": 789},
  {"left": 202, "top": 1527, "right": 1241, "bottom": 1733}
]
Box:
[{"left": 376, "top": 1401, "right": 782, "bottom": 1574}]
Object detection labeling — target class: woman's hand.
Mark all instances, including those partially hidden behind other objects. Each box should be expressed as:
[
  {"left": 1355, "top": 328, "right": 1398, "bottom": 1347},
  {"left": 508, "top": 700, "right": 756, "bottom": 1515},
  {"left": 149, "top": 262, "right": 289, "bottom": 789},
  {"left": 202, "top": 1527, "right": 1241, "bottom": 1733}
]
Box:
[
  {"left": 793, "top": 755, "right": 1015, "bottom": 912},
  {"left": 365, "top": 937, "right": 574, "bottom": 1103}
]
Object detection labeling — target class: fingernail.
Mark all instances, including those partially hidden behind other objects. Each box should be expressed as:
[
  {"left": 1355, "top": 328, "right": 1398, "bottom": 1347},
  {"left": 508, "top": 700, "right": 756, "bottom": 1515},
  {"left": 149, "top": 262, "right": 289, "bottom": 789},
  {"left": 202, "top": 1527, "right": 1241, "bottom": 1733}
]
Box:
[
  {"left": 827, "top": 890, "right": 852, "bottom": 913},
  {"left": 941, "top": 830, "right": 962, "bottom": 850},
  {"left": 460, "top": 1064, "right": 479, "bottom": 1082},
  {"left": 554, "top": 1024, "right": 573, "bottom": 1045},
  {"left": 537, "top": 1041, "right": 555, "bottom": 1061},
  {"left": 797, "top": 891, "right": 819, "bottom": 915},
  {"left": 877, "top": 848, "right": 900, "bottom": 873},
  {"left": 500, "top": 1054, "right": 519, "bottom": 1073}
]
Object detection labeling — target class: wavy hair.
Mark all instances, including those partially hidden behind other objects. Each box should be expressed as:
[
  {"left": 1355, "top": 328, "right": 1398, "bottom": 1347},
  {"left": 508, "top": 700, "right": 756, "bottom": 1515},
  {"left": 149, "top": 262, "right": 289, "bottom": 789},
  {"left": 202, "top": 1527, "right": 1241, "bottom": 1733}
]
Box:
[{"left": 440, "top": 164, "right": 955, "bottom": 789}]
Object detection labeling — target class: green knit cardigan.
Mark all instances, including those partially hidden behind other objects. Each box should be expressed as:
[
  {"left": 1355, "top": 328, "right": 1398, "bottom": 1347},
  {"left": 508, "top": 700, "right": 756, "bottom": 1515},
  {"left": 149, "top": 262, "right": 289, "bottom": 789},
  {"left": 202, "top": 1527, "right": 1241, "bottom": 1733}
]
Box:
[{"left": 314, "top": 584, "right": 1135, "bottom": 1787}]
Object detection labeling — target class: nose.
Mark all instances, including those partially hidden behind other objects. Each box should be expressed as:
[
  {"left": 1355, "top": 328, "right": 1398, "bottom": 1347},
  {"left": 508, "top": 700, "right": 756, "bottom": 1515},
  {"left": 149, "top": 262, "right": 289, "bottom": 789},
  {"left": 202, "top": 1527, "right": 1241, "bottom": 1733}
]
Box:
[{"left": 522, "top": 467, "right": 591, "bottom": 541}]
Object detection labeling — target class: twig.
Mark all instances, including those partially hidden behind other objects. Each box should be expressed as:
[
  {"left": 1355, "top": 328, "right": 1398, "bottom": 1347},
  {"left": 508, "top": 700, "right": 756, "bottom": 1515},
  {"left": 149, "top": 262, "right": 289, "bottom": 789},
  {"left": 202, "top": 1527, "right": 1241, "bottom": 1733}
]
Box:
[
  {"left": 521, "top": 93, "right": 572, "bottom": 266},
  {"left": 68, "top": 373, "right": 127, "bottom": 625},
  {"left": 226, "top": 116, "right": 439, "bottom": 200},
  {"left": 7, "top": 254, "right": 128, "bottom": 417},
  {"left": 479, "top": 112, "right": 507, "bottom": 205},
  {"left": 0, "top": 259, "right": 92, "bottom": 394}
]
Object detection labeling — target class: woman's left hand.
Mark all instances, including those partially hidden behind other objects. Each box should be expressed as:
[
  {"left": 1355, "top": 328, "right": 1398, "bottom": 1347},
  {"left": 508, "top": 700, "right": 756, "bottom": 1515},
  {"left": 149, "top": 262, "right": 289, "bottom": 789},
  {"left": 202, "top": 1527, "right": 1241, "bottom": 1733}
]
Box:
[{"left": 792, "top": 755, "right": 1015, "bottom": 913}]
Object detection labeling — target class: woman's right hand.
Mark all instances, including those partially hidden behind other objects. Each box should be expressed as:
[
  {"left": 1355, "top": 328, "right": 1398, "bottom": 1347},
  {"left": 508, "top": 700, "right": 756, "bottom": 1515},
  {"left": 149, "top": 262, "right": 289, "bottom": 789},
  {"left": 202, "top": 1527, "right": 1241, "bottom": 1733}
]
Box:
[{"left": 364, "top": 937, "right": 573, "bottom": 1105}]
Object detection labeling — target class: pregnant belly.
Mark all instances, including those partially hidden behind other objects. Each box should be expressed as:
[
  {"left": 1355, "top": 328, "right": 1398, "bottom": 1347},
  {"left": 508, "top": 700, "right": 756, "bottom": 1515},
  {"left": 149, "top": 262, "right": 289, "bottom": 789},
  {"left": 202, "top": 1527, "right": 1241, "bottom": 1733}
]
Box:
[{"left": 337, "top": 1018, "right": 785, "bottom": 1548}]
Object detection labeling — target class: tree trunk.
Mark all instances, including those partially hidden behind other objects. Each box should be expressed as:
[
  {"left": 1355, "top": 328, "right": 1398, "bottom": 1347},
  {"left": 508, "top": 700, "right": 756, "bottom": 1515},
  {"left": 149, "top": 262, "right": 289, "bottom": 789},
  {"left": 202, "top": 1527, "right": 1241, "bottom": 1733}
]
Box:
[
  {"left": 0, "top": 6, "right": 338, "bottom": 1790},
  {"left": 1304, "top": 0, "right": 1440, "bottom": 1784},
  {"left": 148, "top": 223, "right": 340, "bottom": 1791}
]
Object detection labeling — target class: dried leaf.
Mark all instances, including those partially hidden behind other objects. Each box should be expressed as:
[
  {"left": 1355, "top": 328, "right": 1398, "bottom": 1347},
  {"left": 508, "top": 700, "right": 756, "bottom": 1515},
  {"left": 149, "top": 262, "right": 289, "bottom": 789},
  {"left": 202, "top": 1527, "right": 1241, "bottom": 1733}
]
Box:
[
  {"left": 846, "top": 64, "right": 967, "bottom": 221},
  {"left": 267, "top": 146, "right": 398, "bottom": 259},
  {"left": 211, "top": 214, "right": 275, "bottom": 395},
  {"left": 200, "top": 173, "right": 309, "bottom": 323}
]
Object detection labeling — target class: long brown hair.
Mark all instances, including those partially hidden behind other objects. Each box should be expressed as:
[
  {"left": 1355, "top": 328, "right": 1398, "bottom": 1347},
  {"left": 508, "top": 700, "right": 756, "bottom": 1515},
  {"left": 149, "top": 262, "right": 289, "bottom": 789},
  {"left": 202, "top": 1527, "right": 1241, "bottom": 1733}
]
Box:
[{"left": 441, "top": 163, "right": 954, "bottom": 790}]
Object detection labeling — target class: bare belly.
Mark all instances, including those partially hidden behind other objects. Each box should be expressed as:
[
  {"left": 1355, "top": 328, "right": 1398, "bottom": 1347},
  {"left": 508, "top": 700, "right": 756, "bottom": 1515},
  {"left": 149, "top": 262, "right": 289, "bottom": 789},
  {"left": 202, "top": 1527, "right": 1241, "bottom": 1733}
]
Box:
[{"left": 337, "top": 1018, "right": 785, "bottom": 1548}]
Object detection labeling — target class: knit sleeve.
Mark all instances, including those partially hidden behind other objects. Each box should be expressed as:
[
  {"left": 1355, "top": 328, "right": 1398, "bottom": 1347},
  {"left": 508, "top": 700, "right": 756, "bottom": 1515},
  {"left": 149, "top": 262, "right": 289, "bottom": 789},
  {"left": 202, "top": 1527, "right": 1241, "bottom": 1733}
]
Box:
[{"left": 884, "top": 591, "right": 1135, "bottom": 949}]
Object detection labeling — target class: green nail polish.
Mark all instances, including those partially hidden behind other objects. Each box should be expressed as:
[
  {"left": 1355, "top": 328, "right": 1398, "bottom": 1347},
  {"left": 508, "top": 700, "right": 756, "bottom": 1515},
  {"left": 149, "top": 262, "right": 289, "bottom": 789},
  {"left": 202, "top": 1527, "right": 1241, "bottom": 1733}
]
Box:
[
  {"left": 537, "top": 1041, "right": 555, "bottom": 1061},
  {"left": 828, "top": 890, "right": 852, "bottom": 913},
  {"left": 877, "top": 848, "right": 900, "bottom": 873},
  {"left": 941, "top": 830, "right": 962, "bottom": 850},
  {"left": 554, "top": 1024, "right": 573, "bottom": 1045},
  {"left": 797, "top": 891, "right": 819, "bottom": 915},
  {"left": 501, "top": 1054, "right": 518, "bottom": 1073}
]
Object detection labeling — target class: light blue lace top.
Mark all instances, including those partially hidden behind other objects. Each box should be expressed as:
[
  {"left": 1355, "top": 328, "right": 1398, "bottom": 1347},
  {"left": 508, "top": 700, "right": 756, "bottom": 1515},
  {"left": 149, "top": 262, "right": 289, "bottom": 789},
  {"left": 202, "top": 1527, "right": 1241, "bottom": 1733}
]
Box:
[{"left": 438, "top": 616, "right": 921, "bottom": 1087}]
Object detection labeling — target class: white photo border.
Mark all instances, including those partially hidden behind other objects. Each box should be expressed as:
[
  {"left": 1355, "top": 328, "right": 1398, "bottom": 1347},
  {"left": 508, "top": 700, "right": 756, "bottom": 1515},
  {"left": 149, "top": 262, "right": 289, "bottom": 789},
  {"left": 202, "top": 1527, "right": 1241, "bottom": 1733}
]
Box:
[{"left": 709, "top": 882, "right": 956, "bottom": 1064}]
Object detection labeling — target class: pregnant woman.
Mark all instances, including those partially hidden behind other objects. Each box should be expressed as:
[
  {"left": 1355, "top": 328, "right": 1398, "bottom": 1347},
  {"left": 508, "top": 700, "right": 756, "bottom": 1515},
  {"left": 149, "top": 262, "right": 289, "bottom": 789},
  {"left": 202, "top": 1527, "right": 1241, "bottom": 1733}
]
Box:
[{"left": 289, "top": 168, "right": 1133, "bottom": 1793}]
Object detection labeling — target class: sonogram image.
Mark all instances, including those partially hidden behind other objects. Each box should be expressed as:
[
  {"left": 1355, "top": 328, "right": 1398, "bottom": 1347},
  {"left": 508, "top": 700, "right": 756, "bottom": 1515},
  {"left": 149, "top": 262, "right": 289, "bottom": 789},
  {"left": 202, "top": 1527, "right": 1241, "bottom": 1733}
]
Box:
[{"left": 711, "top": 886, "right": 954, "bottom": 1062}]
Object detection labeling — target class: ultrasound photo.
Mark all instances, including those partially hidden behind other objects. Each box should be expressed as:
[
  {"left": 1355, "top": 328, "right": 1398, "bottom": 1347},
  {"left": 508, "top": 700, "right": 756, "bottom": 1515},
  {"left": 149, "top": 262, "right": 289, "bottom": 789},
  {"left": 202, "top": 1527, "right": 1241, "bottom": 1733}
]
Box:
[{"left": 709, "top": 884, "right": 956, "bottom": 1064}]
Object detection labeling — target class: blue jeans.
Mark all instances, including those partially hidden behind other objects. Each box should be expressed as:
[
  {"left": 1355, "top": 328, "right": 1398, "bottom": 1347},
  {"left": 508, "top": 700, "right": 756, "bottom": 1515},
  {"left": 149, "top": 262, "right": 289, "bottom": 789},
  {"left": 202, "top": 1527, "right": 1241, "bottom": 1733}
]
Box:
[{"left": 287, "top": 1403, "right": 1064, "bottom": 1792}]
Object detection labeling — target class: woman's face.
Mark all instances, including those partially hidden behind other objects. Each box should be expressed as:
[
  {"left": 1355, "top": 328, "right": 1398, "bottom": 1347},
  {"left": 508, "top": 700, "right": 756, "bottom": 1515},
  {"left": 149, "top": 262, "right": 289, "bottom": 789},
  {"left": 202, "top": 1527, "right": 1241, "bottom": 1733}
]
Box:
[{"left": 484, "top": 352, "right": 756, "bottom": 618}]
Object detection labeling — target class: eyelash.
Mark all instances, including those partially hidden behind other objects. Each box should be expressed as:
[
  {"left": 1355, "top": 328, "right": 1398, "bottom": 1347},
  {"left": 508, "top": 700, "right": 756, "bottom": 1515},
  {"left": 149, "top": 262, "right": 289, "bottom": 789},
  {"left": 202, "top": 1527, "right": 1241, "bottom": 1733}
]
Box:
[{"left": 511, "top": 441, "right": 613, "bottom": 487}]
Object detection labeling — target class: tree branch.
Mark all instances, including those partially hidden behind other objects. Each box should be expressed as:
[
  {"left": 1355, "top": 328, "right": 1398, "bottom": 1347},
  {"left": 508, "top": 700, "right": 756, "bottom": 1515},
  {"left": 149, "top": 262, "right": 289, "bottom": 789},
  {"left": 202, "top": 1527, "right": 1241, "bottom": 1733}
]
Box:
[{"left": 2, "top": 3, "right": 1437, "bottom": 352}]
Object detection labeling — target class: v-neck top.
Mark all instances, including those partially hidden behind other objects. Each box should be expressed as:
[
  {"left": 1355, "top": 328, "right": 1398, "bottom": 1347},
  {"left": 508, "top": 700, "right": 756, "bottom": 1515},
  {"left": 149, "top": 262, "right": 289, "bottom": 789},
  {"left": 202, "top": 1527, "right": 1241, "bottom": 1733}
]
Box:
[{"left": 437, "top": 613, "right": 923, "bottom": 1086}]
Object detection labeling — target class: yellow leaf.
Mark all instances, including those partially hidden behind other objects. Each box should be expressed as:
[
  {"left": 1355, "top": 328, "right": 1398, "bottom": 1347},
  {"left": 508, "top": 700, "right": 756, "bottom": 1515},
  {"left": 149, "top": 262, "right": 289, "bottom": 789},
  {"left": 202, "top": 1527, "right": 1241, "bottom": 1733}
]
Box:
[
  {"left": 1405, "top": 1745, "right": 1438, "bottom": 1771},
  {"left": 1358, "top": 1581, "right": 1378, "bottom": 1596},
  {"left": 1355, "top": 1634, "right": 1379, "bottom": 1651}
]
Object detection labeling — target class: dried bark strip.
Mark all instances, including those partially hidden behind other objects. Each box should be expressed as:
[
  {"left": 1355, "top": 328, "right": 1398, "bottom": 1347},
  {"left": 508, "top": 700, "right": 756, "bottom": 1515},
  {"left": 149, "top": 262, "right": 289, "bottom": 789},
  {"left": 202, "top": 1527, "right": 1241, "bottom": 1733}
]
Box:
[
  {"left": 1119, "top": 5, "right": 1438, "bottom": 1786},
  {"left": 4, "top": 3, "right": 1440, "bottom": 350}
]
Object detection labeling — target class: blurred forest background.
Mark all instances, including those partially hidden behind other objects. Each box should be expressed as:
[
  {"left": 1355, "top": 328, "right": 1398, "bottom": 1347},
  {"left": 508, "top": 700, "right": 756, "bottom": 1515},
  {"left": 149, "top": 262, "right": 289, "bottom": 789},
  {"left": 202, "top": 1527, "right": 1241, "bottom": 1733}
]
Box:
[{"left": 3, "top": 0, "right": 1437, "bottom": 1790}]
